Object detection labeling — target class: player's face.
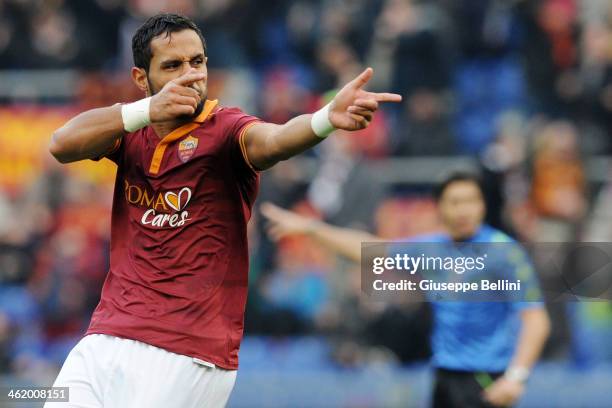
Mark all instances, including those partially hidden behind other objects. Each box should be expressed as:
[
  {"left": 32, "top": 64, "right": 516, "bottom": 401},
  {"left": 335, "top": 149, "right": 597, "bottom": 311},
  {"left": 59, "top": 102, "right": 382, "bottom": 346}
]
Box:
[
  {"left": 437, "top": 181, "right": 485, "bottom": 241},
  {"left": 147, "top": 29, "right": 208, "bottom": 117}
]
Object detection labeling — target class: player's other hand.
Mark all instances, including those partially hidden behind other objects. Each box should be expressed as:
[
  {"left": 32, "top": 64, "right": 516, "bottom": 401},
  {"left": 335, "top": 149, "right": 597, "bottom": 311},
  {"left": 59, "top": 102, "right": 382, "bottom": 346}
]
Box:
[
  {"left": 150, "top": 68, "right": 205, "bottom": 122},
  {"left": 328, "top": 67, "right": 402, "bottom": 131},
  {"left": 482, "top": 377, "right": 525, "bottom": 407},
  {"left": 261, "top": 202, "right": 318, "bottom": 241}
]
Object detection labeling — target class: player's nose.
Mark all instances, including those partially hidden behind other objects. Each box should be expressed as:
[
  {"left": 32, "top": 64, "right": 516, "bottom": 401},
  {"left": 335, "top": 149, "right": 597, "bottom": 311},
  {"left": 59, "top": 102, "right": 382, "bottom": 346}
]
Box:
[
  {"left": 181, "top": 65, "right": 206, "bottom": 81},
  {"left": 180, "top": 63, "right": 194, "bottom": 76}
]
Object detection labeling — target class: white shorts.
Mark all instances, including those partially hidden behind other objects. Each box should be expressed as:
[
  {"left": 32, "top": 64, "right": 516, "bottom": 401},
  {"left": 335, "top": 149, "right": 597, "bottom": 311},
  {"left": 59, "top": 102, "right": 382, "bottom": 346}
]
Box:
[{"left": 44, "top": 334, "right": 237, "bottom": 408}]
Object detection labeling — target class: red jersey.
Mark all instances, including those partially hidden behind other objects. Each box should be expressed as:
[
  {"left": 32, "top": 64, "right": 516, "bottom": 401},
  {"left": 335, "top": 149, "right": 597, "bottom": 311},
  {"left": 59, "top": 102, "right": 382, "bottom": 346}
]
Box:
[{"left": 86, "top": 100, "right": 261, "bottom": 369}]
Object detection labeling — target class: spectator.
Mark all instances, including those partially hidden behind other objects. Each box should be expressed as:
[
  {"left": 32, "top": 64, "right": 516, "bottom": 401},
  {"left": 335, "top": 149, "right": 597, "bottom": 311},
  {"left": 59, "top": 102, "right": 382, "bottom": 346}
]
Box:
[{"left": 531, "top": 120, "right": 586, "bottom": 241}]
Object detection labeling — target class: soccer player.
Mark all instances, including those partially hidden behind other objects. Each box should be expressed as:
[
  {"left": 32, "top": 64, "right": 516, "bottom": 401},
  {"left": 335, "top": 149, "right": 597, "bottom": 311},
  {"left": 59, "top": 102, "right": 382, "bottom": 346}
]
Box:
[
  {"left": 46, "top": 13, "right": 401, "bottom": 408},
  {"left": 262, "top": 172, "right": 551, "bottom": 408}
]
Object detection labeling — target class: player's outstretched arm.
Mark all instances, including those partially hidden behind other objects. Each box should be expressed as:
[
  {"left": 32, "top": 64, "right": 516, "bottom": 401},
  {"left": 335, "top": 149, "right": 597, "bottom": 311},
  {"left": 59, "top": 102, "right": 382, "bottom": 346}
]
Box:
[
  {"left": 261, "top": 202, "right": 382, "bottom": 263},
  {"left": 50, "top": 70, "right": 205, "bottom": 163},
  {"left": 243, "top": 68, "right": 402, "bottom": 170}
]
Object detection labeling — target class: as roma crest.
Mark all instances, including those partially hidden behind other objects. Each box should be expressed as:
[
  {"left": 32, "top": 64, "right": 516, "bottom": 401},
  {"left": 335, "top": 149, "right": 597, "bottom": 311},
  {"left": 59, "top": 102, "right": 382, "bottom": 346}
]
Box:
[{"left": 178, "top": 135, "right": 198, "bottom": 163}]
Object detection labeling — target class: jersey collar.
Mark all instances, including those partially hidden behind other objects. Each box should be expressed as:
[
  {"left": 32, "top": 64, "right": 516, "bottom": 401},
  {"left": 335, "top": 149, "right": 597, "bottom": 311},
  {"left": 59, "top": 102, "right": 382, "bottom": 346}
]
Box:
[
  {"left": 193, "top": 99, "right": 219, "bottom": 123},
  {"left": 148, "top": 99, "right": 218, "bottom": 175}
]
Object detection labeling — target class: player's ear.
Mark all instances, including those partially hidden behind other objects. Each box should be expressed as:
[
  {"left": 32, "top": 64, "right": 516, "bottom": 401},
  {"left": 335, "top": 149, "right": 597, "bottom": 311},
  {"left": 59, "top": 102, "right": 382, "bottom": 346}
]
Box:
[{"left": 131, "top": 67, "right": 149, "bottom": 95}]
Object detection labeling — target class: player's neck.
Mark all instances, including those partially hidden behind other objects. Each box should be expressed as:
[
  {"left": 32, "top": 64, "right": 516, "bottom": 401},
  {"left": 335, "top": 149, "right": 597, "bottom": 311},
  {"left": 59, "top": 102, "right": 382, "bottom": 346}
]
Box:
[{"left": 151, "top": 119, "right": 192, "bottom": 139}]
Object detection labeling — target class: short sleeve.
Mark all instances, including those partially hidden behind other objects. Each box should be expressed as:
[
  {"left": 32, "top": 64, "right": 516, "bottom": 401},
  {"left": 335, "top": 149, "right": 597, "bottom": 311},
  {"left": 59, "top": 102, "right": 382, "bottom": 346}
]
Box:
[
  {"left": 90, "top": 103, "right": 125, "bottom": 165},
  {"left": 91, "top": 136, "right": 123, "bottom": 164},
  {"left": 503, "top": 244, "right": 545, "bottom": 310},
  {"left": 221, "top": 106, "right": 263, "bottom": 174}
]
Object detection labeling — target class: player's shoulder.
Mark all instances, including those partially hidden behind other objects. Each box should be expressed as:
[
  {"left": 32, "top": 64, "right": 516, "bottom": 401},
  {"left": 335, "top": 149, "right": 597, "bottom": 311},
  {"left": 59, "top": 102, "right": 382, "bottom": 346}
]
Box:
[
  {"left": 480, "top": 225, "right": 534, "bottom": 266},
  {"left": 397, "top": 232, "right": 449, "bottom": 243},
  {"left": 212, "top": 104, "right": 249, "bottom": 119},
  {"left": 208, "top": 104, "right": 256, "bottom": 128},
  {"left": 479, "top": 225, "right": 515, "bottom": 243}
]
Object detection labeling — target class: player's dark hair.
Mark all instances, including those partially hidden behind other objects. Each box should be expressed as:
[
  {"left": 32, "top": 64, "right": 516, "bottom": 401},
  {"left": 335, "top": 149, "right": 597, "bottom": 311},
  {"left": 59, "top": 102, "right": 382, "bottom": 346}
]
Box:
[
  {"left": 433, "top": 171, "right": 485, "bottom": 202},
  {"left": 132, "top": 13, "right": 207, "bottom": 72}
]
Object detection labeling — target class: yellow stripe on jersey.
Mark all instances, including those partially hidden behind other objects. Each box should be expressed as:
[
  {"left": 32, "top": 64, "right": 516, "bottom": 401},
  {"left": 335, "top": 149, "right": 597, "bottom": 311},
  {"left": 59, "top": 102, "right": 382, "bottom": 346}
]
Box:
[
  {"left": 149, "top": 99, "right": 218, "bottom": 175},
  {"left": 238, "top": 121, "right": 261, "bottom": 172},
  {"left": 107, "top": 137, "right": 122, "bottom": 155}
]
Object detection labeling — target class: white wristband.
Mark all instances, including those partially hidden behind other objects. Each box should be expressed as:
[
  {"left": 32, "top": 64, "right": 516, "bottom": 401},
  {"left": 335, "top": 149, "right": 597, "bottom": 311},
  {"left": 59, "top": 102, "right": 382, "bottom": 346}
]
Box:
[
  {"left": 311, "top": 103, "right": 335, "bottom": 138},
  {"left": 504, "top": 366, "right": 530, "bottom": 383},
  {"left": 121, "top": 97, "right": 152, "bottom": 132}
]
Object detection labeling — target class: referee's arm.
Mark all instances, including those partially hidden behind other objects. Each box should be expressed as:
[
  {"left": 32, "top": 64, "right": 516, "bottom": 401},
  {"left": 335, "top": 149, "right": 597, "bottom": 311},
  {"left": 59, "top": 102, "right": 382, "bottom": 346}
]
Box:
[
  {"left": 483, "top": 307, "right": 550, "bottom": 406},
  {"left": 506, "top": 251, "right": 551, "bottom": 375},
  {"left": 510, "top": 307, "right": 551, "bottom": 371},
  {"left": 484, "top": 249, "right": 551, "bottom": 406}
]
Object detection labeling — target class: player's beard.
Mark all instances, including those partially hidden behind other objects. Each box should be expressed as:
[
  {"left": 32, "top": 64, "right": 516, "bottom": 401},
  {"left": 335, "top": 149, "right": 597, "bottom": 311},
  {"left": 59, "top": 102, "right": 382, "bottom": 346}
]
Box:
[
  {"left": 183, "top": 98, "right": 205, "bottom": 120},
  {"left": 148, "top": 77, "right": 206, "bottom": 121}
]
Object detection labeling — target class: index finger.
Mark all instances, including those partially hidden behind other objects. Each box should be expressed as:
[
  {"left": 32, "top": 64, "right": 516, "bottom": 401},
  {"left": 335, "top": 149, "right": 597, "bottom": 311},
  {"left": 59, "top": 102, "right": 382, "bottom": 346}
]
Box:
[
  {"left": 173, "top": 70, "right": 206, "bottom": 86},
  {"left": 260, "top": 202, "right": 284, "bottom": 219},
  {"left": 373, "top": 92, "right": 403, "bottom": 103}
]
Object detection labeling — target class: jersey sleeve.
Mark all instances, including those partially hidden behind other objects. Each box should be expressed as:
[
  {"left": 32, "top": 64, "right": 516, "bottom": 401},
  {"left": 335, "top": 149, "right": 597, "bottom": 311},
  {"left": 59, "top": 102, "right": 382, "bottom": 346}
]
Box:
[
  {"left": 221, "top": 106, "right": 263, "bottom": 175},
  {"left": 91, "top": 136, "right": 124, "bottom": 164},
  {"left": 90, "top": 103, "right": 125, "bottom": 165},
  {"left": 503, "top": 244, "right": 545, "bottom": 310}
]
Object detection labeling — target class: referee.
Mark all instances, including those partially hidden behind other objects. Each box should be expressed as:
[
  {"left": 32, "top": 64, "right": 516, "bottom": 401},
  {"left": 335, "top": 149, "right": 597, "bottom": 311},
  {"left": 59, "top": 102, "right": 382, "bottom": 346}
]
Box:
[{"left": 262, "top": 172, "right": 550, "bottom": 408}]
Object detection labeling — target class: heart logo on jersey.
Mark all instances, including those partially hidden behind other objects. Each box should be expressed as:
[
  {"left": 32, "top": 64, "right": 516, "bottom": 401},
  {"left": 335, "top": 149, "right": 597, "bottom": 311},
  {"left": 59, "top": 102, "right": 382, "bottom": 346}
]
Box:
[
  {"left": 178, "top": 135, "right": 199, "bottom": 163},
  {"left": 164, "top": 187, "right": 192, "bottom": 211}
]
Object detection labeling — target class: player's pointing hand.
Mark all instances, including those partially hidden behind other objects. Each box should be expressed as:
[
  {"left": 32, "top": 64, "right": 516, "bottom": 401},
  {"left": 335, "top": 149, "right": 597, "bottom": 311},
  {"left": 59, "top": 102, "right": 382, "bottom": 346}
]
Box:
[
  {"left": 149, "top": 68, "right": 205, "bottom": 122},
  {"left": 327, "top": 67, "right": 402, "bottom": 131}
]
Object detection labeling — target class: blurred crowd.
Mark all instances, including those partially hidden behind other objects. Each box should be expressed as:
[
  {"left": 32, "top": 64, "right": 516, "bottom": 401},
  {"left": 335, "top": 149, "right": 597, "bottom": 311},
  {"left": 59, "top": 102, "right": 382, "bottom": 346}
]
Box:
[{"left": 2, "top": 0, "right": 612, "bottom": 385}]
